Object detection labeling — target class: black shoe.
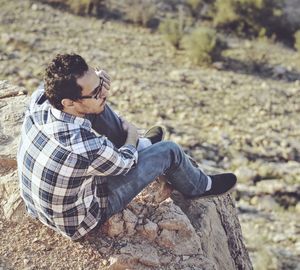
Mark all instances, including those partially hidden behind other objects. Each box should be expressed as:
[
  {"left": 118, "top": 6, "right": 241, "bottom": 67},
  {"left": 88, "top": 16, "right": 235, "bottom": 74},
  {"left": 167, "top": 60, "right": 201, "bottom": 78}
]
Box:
[
  {"left": 144, "top": 126, "right": 165, "bottom": 144},
  {"left": 194, "top": 173, "right": 237, "bottom": 199}
]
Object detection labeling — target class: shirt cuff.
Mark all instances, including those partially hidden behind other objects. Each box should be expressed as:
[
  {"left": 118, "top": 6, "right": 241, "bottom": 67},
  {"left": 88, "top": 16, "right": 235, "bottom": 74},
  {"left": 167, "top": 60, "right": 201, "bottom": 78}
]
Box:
[{"left": 121, "top": 144, "right": 138, "bottom": 164}]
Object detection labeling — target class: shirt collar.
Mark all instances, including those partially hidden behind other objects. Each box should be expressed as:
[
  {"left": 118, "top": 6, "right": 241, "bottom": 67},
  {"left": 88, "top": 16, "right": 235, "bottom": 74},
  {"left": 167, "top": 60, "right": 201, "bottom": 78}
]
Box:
[{"left": 50, "top": 107, "right": 92, "bottom": 131}]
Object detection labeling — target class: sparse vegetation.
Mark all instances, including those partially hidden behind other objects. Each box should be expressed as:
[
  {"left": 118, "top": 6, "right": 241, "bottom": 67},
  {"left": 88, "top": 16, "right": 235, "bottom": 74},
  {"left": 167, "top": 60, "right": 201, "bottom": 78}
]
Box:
[
  {"left": 159, "top": 5, "right": 195, "bottom": 49},
  {"left": 67, "top": 0, "right": 90, "bottom": 15},
  {"left": 244, "top": 45, "right": 270, "bottom": 73},
  {"left": 294, "top": 30, "right": 300, "bottom": 52},
  {"left": 181, "top": 27, "right": 218, "bottom": 65},
  {"left": 66, "top": 0, "right": 105, "bottom": 16},
  {"left": 36, "top": 0, "right": 297, "bottom": 43},
  {"left": 37, "top": 0, "right": 106, "bottom": 16},
  {"left": 213, "top": 0, "right": 286, "bottom": 39},
  {"left": 159, "top": 18, "right": 185, "bottom": 48},
  {"left": 124, "top": 0, "right": 157, "bottom": 27},
  {"left": 185, "top": 0, "right": 203, "bottom": 18}
]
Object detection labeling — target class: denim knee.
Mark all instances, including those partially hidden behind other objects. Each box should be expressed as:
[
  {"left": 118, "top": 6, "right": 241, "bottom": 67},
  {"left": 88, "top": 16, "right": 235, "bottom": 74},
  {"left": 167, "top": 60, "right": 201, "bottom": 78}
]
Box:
[
  {"left": 159, "top": 140, "right": 181, "bottom": 153},
  {"left": 158, "top": 141, "right": 184, "bottom": 168}
]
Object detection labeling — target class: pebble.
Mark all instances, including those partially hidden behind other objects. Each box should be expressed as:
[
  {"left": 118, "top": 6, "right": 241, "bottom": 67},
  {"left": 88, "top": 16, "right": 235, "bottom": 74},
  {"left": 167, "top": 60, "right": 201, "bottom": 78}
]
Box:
[
  {"left": 256, "top": 195, "right": 280, "bottom": 212},
  {"left": 102, "top": 259, "right": 109, "bottom": 266},
  {"left": 175, "top": 257, "right": 181, "bottom": 263},
  {"left": 272, "top": 234, "right": 286, "bottom": 243},
  {"left": 31, "top": 4, "right": 38, "bottom": 11}
]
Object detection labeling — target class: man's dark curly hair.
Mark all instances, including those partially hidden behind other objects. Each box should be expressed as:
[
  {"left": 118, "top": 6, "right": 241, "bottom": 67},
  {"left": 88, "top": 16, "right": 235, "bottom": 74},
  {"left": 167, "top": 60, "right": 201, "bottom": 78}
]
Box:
[{"left": 44, "top": 53, "right": 89, "bottom": 110}]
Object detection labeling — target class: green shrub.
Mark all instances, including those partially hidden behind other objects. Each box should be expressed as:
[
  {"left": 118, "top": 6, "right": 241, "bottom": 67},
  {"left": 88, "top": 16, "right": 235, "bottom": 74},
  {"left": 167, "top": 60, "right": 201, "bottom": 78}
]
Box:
[
  {"left": 159, "top": 6, "right": 191, "bottom": 49},
  {"left": 65, "top": 0, "right": 105, "bottom": 16},
  {"left": 213, "top": 0, "right": 238, "bottom": 27},
  {"left": 186, "top": 0, "right": 203, "bottom": 17},
  {"left": 186, "top": 0, "right": 203, "bottom": 11},
  {"left": 294, "top": 30, "right": 300, "bottom": 51},
  {"left": 125, "top": 0, "right": 156, "bottom": 27},
  {"left": 181, "top": 27, "right": 218, "bottom": 65},
  {"left": 159, "top": 18, "right": 185, "bottom": 48}
]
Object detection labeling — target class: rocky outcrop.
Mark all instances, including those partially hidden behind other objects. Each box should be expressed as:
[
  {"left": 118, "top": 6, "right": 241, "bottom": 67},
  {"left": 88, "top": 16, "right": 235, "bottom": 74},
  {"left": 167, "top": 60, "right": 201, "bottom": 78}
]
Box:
[
  {"left": 95, "top": 192, "right": 252, "bottom": 270},
  {"left": 0, "top": 81, "right": 253, "bottom": 269},
  {"left": 0, "top": 81, "right": 29, "bottom": 222}
]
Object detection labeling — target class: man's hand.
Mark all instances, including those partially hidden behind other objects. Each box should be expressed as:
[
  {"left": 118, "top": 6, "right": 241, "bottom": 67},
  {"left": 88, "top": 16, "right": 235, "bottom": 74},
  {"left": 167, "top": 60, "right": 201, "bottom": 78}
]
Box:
[
  {"left": 121, "top": 117, "right": 139, "bottom": 147},
  {"left": 95, "top": 68, "right": 110, "bottom": 91}
]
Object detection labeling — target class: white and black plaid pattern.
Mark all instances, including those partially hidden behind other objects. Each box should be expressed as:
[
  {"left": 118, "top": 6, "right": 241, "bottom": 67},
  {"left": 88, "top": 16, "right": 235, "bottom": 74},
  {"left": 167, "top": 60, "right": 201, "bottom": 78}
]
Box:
[{"left": 17, "top": 89, "right": 138, "bottom": 240}]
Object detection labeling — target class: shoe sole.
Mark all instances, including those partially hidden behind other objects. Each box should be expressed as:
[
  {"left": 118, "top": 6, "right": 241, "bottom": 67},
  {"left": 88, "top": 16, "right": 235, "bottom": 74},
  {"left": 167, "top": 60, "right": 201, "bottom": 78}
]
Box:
[
  {"left": 192, "top": 181, "right": 237, "bottom": 200},
  {"left": 144, "top": 125, "right": 166, "bottom": 142}
]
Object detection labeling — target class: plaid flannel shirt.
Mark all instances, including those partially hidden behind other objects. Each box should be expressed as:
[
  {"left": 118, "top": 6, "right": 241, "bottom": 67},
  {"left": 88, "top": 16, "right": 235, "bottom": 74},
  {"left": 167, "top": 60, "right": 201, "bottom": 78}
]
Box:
[{"left": 17, "top": 88, "right": 138, "bottom": 240}]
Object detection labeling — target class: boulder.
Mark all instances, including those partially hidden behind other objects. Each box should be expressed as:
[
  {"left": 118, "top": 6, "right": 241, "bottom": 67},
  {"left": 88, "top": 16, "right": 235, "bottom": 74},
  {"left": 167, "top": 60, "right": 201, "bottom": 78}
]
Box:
[
  {"left": 0, "top": 80, "right": 29, "bottom": 221},
  {"left": 0, "top": 81, "right": 253, "bottom": 270}
]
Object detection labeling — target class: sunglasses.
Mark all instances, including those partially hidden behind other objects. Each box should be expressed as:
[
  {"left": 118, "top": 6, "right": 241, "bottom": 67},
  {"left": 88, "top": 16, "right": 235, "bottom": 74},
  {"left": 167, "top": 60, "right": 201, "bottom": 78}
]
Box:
[{"left": 79, "top": 77, "right": 104, "bottom": 100}]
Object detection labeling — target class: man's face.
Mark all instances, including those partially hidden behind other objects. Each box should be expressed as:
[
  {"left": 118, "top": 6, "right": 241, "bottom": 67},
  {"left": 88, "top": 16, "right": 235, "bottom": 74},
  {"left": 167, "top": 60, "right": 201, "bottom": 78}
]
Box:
[{"left": 74, "top": 67, "right": 108, "bottom": 115}]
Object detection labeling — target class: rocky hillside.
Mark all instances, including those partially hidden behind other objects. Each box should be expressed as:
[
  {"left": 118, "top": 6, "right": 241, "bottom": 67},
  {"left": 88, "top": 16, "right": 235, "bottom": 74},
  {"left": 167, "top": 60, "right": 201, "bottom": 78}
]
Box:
[{"left": 0, "top": 0, "right": 300, "bottom": 269}]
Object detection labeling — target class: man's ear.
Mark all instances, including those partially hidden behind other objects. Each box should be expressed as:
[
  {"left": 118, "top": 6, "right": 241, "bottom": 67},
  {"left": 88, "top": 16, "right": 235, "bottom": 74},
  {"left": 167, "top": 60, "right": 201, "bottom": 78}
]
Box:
[{"left": 61, "top": 98, "right": 75, "bottom": 109}]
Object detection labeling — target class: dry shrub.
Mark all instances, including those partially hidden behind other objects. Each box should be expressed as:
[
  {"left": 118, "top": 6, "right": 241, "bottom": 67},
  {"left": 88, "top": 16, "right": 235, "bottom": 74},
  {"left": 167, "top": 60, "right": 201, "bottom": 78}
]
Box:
[
  {"left": 51, "top": 0, "right": 105, "bottom": 16},
  {"left": 159, "top": 6, "right": 190, "bottom": 48},
  {"left": 181, "top": 27, "right": 217, "bottom": 65},
  {"left": 185, "top": 0, "right": 203, "bottom": 17},
  {"left": 124, "top": 0, "right": 156, "bottom": 27},
  {"left": 294, "top": 30, "right": 300, "bottom": 52},
  {"left": 159, "top": 18, "right": 185, "bottom": 48},
  {"left": 213, "top": 0, "right": 238, "bottom": 27},
  {"left": 67, "top": 0, "right": 90, "bottom": 15}
]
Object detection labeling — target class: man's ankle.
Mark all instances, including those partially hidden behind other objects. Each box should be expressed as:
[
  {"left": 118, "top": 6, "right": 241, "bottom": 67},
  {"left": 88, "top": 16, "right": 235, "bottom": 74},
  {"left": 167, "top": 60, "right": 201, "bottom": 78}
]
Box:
[
  {"left": 205, "top": 175, "right": 212, "bottom": 191},
  {"left": 137, "top": 138, "right": 152, "bottom": 151}
]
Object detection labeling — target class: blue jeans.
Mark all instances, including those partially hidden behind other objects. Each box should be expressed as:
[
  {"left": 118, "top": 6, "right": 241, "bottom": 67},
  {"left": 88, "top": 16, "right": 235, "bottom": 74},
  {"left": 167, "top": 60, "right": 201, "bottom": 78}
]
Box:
[{"left": 87, "top": 105, "right": 208, "bottom": 219}]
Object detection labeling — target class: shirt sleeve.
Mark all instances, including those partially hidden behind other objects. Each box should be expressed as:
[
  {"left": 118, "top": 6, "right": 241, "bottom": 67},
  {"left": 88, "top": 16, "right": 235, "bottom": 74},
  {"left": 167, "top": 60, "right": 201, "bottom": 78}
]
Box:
[
  {"left": 87, "top": 136, "right": 138, "bottom": 176},
  {"left": 85, "top": 104, "right": 127, "bottom": 149}
]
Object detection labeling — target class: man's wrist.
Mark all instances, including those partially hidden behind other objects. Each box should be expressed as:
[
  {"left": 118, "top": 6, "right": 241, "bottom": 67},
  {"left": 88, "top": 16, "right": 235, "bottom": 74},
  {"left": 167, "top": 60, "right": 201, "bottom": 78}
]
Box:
[{"left": 125, "top": 137, "right": 138, "bottom": 147}]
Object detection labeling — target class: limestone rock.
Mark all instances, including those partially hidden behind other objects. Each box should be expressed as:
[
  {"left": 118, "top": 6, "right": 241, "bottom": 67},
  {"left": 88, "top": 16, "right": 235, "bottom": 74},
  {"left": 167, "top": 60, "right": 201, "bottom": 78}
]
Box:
[
  {"left": 122, "top": 209, "right": 138, "bottom": 236},
  {"left": 185, "top": 196, "right": 253, "bottom": 270},
  {"left": 136, "top": 219, "right": 158, "bottom": 241},
  {"left": 138, "top": 175, "right": 173, "bottom": 204},
  {"left": 120, "top": 243, "right": 160, "bottom": 267},
  {"left": 108, "top": 254, "right": 138, "bottom": 270},
  {"left": 156, "top": 229, "right": 176, "bottom": 249},
  {"left": 0, "top": 81, "right": 29, "bottom": 158},
  {"left": 255, "top": 195, "right": 281, "bottom": 212},
  {"left": 102, "top": 213, "right": 124, "bottom": 238},
  {"left": 0, "top": 81, "right": 29, "bottom": 221},
  {"left": 154, "top": 199, "right": 202, "bottom": 256}
]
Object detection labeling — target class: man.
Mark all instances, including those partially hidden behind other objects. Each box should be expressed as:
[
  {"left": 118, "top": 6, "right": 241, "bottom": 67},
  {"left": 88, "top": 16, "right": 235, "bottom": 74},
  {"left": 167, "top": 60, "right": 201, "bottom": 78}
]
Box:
[{"left": 17, "top": 53, "right": 237, "bottom": 241}]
